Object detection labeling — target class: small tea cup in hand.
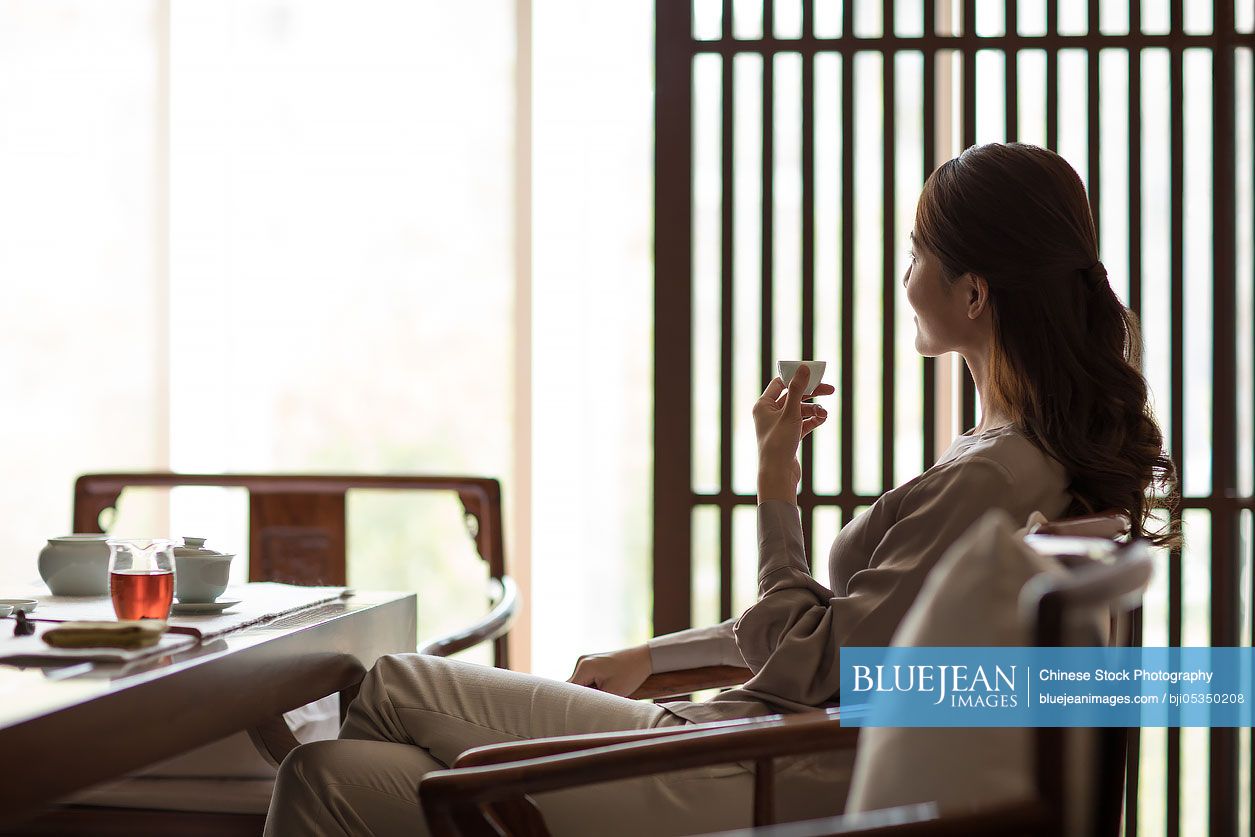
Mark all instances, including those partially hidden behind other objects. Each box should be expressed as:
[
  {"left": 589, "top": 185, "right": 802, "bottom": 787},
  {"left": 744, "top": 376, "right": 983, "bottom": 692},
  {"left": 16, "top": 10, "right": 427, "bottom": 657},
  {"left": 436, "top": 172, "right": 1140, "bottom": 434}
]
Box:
[{"left": 777, "top": 360, "right": 828, "bottom": 397}]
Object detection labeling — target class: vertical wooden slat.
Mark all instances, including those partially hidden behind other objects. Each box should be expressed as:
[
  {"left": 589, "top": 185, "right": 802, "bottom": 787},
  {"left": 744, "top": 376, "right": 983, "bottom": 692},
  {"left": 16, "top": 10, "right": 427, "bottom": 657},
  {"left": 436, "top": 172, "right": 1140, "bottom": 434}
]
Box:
[
  {"left": 960, "top": 0, "right": 977, "bottom": 431},
  {"left": 652, "top": 0, "right": 694, "bottom": 635},
  {"left": 1167, "top": 3, "right": 1185, "bottom": 835},
  {"left": 1250, "top": 40, "right": 1255, "bottom": 835},
  {"left": 881, "top": 1, "right": 897, "bottom": 493},
  {"left": 1087, "top": 2, "right": 1101, "bottom": 243},
  {"left": 1046, "top": 0, "right": 1059, "bottom": 150},
  {"left": 800, "top": 0, "right": 816, "bottom": 558},
  {"left": 921, "top": 1, "right": 937, "bottom": 468},
  {"left": 761, "top": 2, "right": 775, "bottom": 390},
  {"left": 1125, "top": 7, "right": 1144, "bottom": 836},
  {"left": 1210, "top": 2, "right": 1240, "bottom": 835},
  {"left": 1005, "top": 0, "right": 1018, "bottom": 141},
  {"left": 744, "top": 0, "right": 776, "bottom": 622},
  {"left": 1129, "top": 1, "right": 1144, "bottom": 320},
  {"left": 1127, "top": 606, "right": 1144, "bottom": 837},
  {"left": 839, "top": 0, "right": 855, "bottom": 524},
  {"left": 719, "top": 43, "right": 735, "bottom": 622}
]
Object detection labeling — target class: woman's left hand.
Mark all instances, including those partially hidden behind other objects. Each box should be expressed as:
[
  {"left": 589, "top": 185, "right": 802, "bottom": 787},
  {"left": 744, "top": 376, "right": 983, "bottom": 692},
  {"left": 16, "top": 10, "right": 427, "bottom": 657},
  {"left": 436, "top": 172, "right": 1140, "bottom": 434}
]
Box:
[{"left": 752, "top": 366, "right": 834, "bottom": 503}]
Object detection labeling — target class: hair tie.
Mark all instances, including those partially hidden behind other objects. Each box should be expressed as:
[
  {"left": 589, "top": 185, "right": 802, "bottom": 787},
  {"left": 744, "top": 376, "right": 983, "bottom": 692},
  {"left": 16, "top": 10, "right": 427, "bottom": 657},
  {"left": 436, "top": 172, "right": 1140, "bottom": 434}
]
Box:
[{"left": 1081, "top": 261, "right": 1107, "bottom": 290}]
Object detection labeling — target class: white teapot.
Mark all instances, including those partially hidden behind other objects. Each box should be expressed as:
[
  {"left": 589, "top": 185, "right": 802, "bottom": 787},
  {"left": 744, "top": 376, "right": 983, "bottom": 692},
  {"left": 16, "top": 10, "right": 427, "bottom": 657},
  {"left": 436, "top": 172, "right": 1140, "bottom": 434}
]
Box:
[{"left": 38, "top": 535, "right": 111, "bottom": 596}]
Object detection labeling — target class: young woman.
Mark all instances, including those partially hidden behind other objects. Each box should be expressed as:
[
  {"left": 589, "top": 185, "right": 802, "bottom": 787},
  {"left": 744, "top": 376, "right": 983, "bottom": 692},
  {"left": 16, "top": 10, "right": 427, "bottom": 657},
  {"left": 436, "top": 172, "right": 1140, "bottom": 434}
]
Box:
[{"left": 265, "top": 143, "right": 1177, "bottom": 836}]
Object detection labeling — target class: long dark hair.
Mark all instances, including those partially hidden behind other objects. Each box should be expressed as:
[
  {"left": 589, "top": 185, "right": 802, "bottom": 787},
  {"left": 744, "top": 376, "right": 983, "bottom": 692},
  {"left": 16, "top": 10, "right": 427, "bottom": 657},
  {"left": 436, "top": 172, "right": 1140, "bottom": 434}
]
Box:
[{"left": 914, "top": 142, "right": 1179, "bottom": 547}]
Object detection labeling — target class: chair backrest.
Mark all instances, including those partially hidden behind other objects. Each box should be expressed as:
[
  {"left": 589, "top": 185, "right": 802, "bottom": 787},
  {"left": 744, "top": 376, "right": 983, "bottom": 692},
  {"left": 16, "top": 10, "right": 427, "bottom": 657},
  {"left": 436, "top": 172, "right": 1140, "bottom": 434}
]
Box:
[
  {"left": 1021, "top": 538, "right": 1152, "bottom": 837},
  {"left": 73, "top": 473, "right": 510, "bottom": 667}
]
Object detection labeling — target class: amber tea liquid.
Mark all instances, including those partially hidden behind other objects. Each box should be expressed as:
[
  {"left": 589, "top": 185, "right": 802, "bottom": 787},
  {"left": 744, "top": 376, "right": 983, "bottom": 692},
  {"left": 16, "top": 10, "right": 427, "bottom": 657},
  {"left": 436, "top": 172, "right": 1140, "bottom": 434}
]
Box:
[{"left": 110, "top": 570, "right": 174, "bottom": 620}]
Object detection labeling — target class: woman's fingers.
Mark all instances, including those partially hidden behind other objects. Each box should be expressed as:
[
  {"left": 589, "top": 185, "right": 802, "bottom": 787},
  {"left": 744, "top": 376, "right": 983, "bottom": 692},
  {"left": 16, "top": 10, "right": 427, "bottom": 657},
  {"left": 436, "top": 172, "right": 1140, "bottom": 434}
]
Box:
[
  {"left": 783, "top": 365, "right": 810, "bottom": 414},
  {"left": 759, "top": 378, "right": 832, "bottom": 403},
  {"left": 800, "top": 412, "right": 828, "bottom": 437},
  {"left": 567, "top": 657, "right": 597, "bottom": 687},
  {"left": 759, "top": 376, "right": 785, "bottom": 402}
]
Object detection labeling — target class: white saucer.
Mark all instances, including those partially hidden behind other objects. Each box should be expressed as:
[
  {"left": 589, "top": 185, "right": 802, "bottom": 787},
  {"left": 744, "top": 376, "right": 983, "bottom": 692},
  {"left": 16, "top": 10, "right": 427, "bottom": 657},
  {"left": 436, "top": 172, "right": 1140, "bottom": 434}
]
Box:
[
  {"left": 171, "top": 599, "right": 240, "bottom": 615},
  {"left": 0, "top": 598, "right": 38, "bottom": 613}
]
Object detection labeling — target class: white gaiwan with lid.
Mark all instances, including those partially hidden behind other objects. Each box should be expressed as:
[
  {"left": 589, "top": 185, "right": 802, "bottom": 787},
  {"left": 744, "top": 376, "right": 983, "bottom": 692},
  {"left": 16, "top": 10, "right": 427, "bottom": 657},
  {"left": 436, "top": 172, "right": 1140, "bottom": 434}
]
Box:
[{"left": 172, "top": 537, "right": 236, "bottom": 603}]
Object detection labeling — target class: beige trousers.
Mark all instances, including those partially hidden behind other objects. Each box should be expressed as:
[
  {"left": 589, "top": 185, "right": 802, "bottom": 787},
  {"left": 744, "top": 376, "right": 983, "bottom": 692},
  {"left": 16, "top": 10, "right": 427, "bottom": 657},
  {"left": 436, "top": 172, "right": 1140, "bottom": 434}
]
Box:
[{"left": 264, "top": 655, "right": 852, "bottom": 836}]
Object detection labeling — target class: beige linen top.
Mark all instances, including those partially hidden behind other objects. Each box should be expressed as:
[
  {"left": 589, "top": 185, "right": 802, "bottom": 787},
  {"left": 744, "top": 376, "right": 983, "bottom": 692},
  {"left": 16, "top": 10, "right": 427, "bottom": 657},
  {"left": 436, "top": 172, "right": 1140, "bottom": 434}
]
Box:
[{"left": 649, "top": 424, "right": 1072, "bottom": 723}]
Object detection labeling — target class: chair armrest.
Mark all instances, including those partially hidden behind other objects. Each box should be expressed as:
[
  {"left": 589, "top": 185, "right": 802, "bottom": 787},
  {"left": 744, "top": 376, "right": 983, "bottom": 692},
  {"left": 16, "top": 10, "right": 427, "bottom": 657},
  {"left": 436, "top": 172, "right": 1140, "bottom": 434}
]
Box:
[
  {"left": 421, "top": 709, "right": 855, "bottom": 837},
  {"left": 630, "top": 665, "right": 753, "bottom": 701},
  {"left": 454, "top": 712, "right": 818, "bottom": 768},
  {"left": 418, "top": 576, "right": 519, "bottom": 658},
  {"left": 703, "top": 799, "right": 1049, "bottom": 836}
]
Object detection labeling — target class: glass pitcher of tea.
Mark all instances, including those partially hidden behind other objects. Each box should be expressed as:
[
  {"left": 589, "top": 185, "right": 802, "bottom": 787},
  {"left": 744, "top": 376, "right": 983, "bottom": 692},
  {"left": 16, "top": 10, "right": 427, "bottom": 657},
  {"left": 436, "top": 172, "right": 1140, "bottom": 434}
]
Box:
[{"left": 107, "top": 539, "right": 175, "bottom": 620}]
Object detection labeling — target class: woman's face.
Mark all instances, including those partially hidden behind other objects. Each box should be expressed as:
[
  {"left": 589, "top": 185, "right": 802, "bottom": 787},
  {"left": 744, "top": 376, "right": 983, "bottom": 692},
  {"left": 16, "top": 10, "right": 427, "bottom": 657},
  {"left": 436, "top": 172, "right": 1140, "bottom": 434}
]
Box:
[{"left": 902, "top": 231, "right": 987, "bottom": 357}]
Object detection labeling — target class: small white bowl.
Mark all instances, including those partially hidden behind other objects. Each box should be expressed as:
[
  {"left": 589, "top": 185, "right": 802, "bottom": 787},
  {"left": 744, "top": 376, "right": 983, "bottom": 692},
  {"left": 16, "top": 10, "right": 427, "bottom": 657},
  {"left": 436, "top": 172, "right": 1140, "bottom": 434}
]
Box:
[
  {"left": 0, "top": 598, "right": 38, "bottom": 614},
  {"left": 777, "top": 360, "right": 828, "bottom": 397}
]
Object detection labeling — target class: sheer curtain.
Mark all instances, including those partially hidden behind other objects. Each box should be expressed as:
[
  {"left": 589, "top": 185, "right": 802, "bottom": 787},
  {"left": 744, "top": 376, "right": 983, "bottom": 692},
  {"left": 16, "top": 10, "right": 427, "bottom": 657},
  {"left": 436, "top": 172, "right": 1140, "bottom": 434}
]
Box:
[
  {"left": 0, "top": 0, "right": 657, "bottom": 673},
  {"left": 0, "top": 1, "right": 170, "bottom": 570},
  {"left": 0, "top": 0, "right": 521, "bottom": 659}
]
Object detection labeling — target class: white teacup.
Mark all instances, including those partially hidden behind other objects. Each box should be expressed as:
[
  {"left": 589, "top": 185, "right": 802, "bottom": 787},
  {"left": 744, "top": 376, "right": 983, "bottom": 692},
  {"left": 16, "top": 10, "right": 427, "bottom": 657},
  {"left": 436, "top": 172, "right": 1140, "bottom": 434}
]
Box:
[{"left": 777, "top": 360, "right": 828, "bottom": 397}]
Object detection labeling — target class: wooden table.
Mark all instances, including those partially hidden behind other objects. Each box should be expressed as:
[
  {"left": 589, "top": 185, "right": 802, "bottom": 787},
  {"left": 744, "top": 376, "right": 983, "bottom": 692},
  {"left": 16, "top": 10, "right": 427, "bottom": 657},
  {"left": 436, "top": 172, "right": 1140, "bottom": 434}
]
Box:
[{"left": 0, "top": 590, "right": 416, "bottom": 825}]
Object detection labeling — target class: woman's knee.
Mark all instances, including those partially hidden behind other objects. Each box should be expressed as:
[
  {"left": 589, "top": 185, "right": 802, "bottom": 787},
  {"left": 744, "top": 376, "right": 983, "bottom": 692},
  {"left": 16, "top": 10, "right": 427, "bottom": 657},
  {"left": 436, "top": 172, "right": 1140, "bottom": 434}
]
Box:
[
  {"left": 345, "top": 654, "right": 453, "bottom": 742},
  {"left": 269, "top": 740, "right": 442, "bottom": 837},
  {"left": 275, "top": 740, "right": 343, "bottom": 794},
  {"left": 364, "top": 653, "right": 448, "bottom": 691},
  {"left": 278, "top": 739, "right": 444, "bottom": 796}
]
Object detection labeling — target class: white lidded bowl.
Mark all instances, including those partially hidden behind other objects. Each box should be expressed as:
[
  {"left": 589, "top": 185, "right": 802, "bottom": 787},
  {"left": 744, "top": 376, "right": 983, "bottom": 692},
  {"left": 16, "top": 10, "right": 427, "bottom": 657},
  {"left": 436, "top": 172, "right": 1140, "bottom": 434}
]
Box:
[{"left": 172, "top": 537, "right": 236, "bottom": 604}]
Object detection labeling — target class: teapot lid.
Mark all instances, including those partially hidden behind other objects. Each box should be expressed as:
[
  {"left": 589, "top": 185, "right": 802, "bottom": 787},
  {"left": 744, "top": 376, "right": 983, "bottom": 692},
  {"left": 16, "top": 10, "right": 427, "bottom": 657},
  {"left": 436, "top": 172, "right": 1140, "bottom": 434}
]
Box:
[{"left": 174, "top": 537, "right": 233, "bottom": 560}]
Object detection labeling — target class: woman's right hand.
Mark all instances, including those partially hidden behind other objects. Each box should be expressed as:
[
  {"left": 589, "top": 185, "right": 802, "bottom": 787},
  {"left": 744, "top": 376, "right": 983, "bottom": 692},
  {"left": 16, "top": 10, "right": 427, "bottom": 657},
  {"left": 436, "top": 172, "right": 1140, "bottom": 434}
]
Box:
[{"left": 567, "top": 644, "right": 653, "bottom": 697}]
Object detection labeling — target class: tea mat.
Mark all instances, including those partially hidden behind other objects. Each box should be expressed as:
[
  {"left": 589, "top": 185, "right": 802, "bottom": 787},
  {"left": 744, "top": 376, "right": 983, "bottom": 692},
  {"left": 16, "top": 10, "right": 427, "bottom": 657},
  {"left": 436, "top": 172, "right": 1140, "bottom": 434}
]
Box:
[
  {"left": 0, "top": 625, "right": 198, "bottom": 664},
  {"left": 22, "top": 583, "right": 349, "bottom": 640},
  {"left": 0, "top": 583, "right": 350, "bottom": 664}
]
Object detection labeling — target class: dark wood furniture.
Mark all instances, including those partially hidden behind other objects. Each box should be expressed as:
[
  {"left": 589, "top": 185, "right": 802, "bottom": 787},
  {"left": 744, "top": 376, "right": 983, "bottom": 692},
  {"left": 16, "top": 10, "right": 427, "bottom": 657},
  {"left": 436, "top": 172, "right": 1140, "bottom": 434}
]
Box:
[
  {"left": 1, "top": 591, "right": 415, "bottom": 835},
  {"left": 419, "top": 529, "right": 1150, "bottom": 836},
  {"left": 73, "top": 473, "right": 514, "bottom": 667},
  {"left": 630, "top": 664, "right": 753, "bottom": 701}
]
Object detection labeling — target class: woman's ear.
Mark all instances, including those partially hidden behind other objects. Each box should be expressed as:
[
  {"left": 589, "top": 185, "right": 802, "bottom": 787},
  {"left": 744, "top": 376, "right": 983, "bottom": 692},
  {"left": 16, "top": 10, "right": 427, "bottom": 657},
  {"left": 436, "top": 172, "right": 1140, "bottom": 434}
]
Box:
[{"left": 965, "top": 273, "right": 989, "bottom": 320}]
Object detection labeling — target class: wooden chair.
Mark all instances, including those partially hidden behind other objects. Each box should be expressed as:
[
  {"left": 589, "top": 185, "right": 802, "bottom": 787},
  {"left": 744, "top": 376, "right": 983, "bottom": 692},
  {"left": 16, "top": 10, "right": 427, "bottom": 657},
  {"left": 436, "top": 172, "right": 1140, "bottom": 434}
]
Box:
[
  {"left": 629, "top": 510, "right": 1132, "bottom": 702},
  {"left": 15, "top": 473, "right": 518, "bottom": 837},
  {"left": 73, "top": 473, "right": 515, "bottom": 666},
  {"left": 418, "top": 517, "right": 1148, "bottom": 837}
]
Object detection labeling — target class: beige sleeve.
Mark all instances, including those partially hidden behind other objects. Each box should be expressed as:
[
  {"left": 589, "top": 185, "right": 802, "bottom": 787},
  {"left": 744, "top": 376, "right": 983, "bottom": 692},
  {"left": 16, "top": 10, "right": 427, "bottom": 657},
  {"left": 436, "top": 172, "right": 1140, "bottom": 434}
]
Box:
[
  {"left": 731, "top": 457, "right": 1017, "bottom": 707},
  {"left": 647, "top": 618, "right": 744, "bottom": 673}
]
